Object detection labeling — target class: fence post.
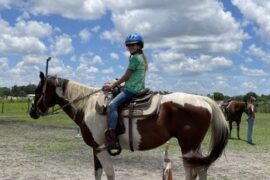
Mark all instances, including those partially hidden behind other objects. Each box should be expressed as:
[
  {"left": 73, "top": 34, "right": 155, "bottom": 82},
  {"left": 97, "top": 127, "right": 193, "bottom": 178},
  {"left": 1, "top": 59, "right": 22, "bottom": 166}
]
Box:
[
  {"left": 1, "top": 102, "right": 4, "bottom": 113},
  {"left": 27, "top": 98, "right": 30, "bottom": 112},
  {"left": 162, "top": 141, "right": 173, "bottom": 180}
]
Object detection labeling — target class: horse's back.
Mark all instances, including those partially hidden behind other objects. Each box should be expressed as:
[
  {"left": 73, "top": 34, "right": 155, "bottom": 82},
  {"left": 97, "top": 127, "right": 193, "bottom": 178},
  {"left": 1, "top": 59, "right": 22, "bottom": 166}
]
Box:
[
  {"left": 228, "top": 100, "right": 246, "bottom": 112},
  {"left": 161, "top": 92, "right": 212, "bottom": 113}
]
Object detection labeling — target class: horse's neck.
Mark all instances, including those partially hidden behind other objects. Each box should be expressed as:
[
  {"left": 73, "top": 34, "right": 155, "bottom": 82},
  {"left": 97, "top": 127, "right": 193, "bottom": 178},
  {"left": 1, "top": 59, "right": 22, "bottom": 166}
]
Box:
[{"left": 64, "top": 80, "right": 98, "bottom": 112}]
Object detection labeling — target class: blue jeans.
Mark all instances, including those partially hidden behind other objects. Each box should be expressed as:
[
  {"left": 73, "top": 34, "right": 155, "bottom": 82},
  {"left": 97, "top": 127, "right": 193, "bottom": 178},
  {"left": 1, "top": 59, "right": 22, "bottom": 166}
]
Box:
[
  {"left": 247, "top": 116, "right": 255, "bottom": 143},
  {"left": 107, "top": 89, "right": 135, "bottom": 129}
]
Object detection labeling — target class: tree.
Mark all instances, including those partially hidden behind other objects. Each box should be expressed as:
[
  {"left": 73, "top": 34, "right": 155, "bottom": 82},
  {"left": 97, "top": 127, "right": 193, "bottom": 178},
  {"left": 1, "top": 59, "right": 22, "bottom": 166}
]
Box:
[
  {"left": 243, "top": 92, "right": 258, "bottom": 102},
  {"left": 213, "top": 92, "right": 224, "bottom": 100},
  {"left": 0, "top": 87, "right": 11, "bottom": 97}
]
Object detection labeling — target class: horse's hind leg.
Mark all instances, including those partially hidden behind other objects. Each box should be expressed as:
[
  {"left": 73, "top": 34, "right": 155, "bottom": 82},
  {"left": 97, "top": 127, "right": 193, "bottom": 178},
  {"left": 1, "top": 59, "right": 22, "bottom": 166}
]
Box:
[
  {"left": 183, "top": 161, "right": 208, "bottom": 180},
  {"left": 93, "top": 150, "right": 103, "bottom": 180},
  {"left": 95, "top": 150, "right": 115, "bottom": 180},
  {"left": 183, "top": 162, "right": 197, "bottom": 180},
  {"left": 197, "top": 167, "right": 207, "bottom": 180},
  {"left": 229, "top": 120, "right": 232, "bottom": 138}
]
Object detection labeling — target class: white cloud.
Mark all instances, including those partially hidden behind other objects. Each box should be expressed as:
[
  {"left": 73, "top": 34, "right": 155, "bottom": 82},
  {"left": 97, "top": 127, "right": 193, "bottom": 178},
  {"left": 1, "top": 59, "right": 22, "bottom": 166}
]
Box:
[
  {"left": 151, "top": 51, "right": 233, "bottom": 75},
  {"left": 0, "top": 57, "right": 9, "bottom": 72},
  {"left": 20, "top": 55, "right": 46, "bottom": 66},
  {"left": 76, "top": 64, "right": 98, "bottom": 73},
  {"left": 110, "top": 52, "right": 119, "bottom": 60},
  {"left": 0, "top": 0, "right": 13, "bottom": 9},
  {"left": 0, "top": 34, "right": 46, "bottom": 55},
  {"left": 15, "top": 20, "right": 52, "bottom": 38},
  {"left": 118, "top": 65, "right": 124, "bottom": 70},
  {"left": 91, "top": 25, "right": 101, "bottom": 33},
  {"left": 79, "top": 28, "right": 91, "bottom": 43},
  {"left": 102, "top": 66, "right": 114, "bottom": 74},
  {"left": 79, "top": 52, "right": 103, "bottom": 65},
  {"left": 92, "top": 55, "right": 103, "bottom": 64},
  {"left": 100, "top": 30, "right": 122, "bottom": 43},
  {"left": 0, "top": 18, "right": 50, "bottom": 55},
  {"left": 247, "top": 44, "right": 270, "bottom": 64},
  {"left": 51, "top": 34, "right": 74, "bottom": 56},
  {"left": 241, "top": 81, "right": 257, "bottom": 90},
  {"left": 27, "top": 0, "right": 106, "bottom": 20},
  {"left": 16, "top": 11, "right": 31, "bottom": 21},
  {"left": 102, "top": 0, "right": 247, "bottom": 53},
  {"left": 216, "top": 76, "right": 227, "bottom": 82},
  {"left": 240, "top": 65, "right": 268, "bottom": 77},
  {"left": 232, "top": 0, "right": 270, "bottom": 43}
]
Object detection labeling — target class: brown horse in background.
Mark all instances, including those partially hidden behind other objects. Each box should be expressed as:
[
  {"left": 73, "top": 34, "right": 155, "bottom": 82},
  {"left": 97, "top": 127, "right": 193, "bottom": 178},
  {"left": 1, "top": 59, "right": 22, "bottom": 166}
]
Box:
[{"left": 221, "top": 100, "right": 248, "bottom": 139}]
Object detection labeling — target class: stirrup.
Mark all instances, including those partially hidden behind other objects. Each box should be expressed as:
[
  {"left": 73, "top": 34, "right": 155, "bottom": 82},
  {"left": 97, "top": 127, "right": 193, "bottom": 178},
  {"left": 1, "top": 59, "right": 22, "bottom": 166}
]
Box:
[{"left": 107, "top": 142, "right": 121, "bottom": 156}]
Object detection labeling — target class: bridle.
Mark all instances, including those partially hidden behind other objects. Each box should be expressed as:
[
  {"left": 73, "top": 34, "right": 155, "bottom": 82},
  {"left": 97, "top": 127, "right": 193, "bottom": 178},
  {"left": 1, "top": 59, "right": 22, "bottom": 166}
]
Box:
[
  {"left": 32, "top": 78, "right": 50, "bottom": 116},
  {"left": 31, "top": 76, "right": 102, "bottom": 117}
]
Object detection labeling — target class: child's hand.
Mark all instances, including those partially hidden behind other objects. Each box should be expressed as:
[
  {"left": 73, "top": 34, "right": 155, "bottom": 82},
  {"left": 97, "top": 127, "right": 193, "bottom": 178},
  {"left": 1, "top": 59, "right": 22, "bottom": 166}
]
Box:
[{"left": 102, "top": 83, "right": 113, "bottom": 90}]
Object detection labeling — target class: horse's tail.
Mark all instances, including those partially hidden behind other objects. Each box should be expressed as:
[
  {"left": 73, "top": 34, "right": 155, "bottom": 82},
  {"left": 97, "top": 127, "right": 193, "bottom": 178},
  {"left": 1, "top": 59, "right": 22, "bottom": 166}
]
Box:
[
  {"left": 184, "top": 97, "right": 229, "bottom": 166},
  {"left": 203, "top": 97, "right": 229, "bottom": 165}
]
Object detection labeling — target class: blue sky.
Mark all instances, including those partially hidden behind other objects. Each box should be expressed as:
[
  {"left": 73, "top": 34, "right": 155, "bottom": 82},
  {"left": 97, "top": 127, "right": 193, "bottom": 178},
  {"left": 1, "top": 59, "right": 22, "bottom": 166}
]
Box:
[{"left": 0, "top": 0, "right": 270, "bottom": 96}]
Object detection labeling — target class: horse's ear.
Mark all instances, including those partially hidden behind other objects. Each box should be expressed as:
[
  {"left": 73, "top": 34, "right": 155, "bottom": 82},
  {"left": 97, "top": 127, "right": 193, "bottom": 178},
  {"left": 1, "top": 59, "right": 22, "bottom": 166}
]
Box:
[{"left": 40, "top": 72, "right": 45, "bottom": 82}]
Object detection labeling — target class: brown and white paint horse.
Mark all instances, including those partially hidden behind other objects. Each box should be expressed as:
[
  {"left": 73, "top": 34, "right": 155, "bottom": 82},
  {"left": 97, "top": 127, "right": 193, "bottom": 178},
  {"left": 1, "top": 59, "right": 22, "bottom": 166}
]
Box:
[{"left": 30, "top": 72, "right": 229, "bottom": 180}]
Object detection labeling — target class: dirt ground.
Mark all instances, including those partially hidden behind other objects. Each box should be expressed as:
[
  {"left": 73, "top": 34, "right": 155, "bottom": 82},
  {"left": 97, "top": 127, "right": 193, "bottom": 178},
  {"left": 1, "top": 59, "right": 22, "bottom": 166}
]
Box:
[{"left": 0, "top": 119, "right": 269, "bottom": 180}]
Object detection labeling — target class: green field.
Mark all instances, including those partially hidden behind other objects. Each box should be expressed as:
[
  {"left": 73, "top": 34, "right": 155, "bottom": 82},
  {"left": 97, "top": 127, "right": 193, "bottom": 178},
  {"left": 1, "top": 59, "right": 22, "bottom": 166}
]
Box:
[{"left": 1, "top": 100, "right": 270, "bottom": 154}]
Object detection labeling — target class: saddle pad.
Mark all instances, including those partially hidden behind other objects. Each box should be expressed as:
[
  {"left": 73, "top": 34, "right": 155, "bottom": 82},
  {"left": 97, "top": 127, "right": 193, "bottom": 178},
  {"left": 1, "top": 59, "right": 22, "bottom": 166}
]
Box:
[{"left": 120, "top": 94, "right": 161, "bottom": 117}]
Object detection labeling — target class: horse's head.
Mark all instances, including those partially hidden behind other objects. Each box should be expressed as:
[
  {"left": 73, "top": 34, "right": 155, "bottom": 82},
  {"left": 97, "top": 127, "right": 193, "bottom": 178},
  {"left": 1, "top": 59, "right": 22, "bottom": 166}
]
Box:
[
  {"left": 29, "top": 72, "right": 62, "bottom": 119},
  {"left": 244, "top": 101, "right": 249, "bottom": 115}
]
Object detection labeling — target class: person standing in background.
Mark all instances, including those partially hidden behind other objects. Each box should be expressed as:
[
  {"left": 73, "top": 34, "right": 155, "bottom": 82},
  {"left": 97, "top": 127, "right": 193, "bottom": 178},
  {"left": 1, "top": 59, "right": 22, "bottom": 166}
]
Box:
[{"left": 247, "top": 96, "right": 256, "bottom": 145}]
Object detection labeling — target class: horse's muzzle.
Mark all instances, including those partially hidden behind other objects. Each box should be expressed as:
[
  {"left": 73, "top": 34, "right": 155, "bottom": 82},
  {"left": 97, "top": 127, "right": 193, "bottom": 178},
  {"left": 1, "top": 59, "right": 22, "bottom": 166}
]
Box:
[{"left": 29, "top": 106, "right": 40, "bottom": 119}]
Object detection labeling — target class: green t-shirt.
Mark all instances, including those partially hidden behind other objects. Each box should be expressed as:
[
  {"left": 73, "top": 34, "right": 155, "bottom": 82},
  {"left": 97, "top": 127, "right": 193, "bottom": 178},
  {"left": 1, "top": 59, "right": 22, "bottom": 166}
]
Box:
[{"left": 125, "top": 54, "right": 146, "bottom": 94}]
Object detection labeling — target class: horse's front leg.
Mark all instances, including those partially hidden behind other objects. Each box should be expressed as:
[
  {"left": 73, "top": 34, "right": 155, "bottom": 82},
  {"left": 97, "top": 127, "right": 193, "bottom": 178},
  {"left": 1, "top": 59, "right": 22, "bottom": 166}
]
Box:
[
  {"left": 95, "top": 150, "right": 115, "bottom": 180},
  {"left": 229, "top": 120, "right": 232, "bottom": 138},
  {"left": 93, "top": 149, "right": 103, "bottom": 180},
  {"left": 237, "top": 122, "right": 241, "bottom": 139}
]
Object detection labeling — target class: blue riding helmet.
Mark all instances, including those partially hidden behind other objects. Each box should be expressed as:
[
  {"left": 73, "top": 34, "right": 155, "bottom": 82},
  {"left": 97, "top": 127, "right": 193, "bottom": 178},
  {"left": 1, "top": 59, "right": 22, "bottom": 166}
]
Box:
[{"left": 125, "top": 33, "right": 144, "bottom": 48}]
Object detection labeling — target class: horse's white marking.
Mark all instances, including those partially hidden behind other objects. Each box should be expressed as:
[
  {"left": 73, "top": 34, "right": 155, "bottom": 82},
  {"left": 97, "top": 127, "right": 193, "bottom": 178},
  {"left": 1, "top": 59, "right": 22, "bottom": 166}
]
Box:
[
  {"left": 65, "top": 80, "right": 100, "bottom": 112},
  {"left": 64, "top": 80, "right": 143, "bottom": 149},
  {"left": 95, "top": 168, "right": 103, "bottom": 180},
  {"left": 161, "top": 92, "right": 212, "bottom": 113},
  {"left": 118, "top": 117, "right": 142, "bottom": 150},
  {"left": 64, "top": 81, "right": 106, "bottom": 144},
  {"left": 96, "top": 151, "right": 115, "bottom": 179},
  {"left": 182, "top": 150, "right": 202, "bottom": 159}
]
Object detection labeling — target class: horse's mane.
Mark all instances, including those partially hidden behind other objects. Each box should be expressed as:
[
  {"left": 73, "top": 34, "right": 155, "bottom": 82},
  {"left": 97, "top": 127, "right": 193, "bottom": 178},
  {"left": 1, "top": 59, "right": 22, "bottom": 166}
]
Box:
[{"left": 64, "top": 80, "right": 100, "bottom": 111}]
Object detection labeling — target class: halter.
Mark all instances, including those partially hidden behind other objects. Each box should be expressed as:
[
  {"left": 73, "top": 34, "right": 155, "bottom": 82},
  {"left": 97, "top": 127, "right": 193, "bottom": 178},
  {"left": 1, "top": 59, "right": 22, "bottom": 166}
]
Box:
[{"left": 33, "top": 78, "right": 49, "bottom": 116}]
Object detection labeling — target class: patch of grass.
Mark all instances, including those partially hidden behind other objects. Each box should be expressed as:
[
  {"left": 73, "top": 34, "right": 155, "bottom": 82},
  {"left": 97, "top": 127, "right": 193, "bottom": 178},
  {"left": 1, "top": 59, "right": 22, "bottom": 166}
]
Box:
[
  {"left": 0, "top": 101, "right": 76, "bottom": 127},
  {"left": 226, "top": 113, "right": 270, "bottom": 152}
]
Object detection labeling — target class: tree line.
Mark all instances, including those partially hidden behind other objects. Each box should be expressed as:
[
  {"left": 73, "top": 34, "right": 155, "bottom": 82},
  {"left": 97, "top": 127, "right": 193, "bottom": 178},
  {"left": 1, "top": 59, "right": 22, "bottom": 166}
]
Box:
[
  {"left": 209, "top": 91, "right": 270, "bottom": 113},
  {"left": 0, "top": 84, "right": 36, "bottom": 97}
]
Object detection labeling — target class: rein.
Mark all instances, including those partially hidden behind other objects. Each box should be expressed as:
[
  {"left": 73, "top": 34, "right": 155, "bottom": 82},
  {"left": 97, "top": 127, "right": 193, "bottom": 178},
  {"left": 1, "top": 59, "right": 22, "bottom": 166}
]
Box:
[
  {"left": 46, "top": 89, "right": 102, "bottom": 116},
  {"left": 46, "top": 88, "right": 102, "bottom": 116}
]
